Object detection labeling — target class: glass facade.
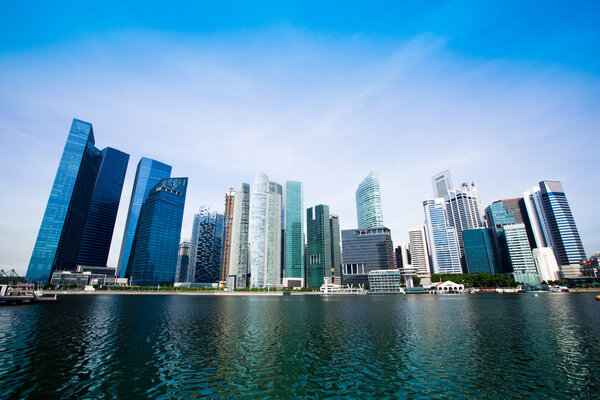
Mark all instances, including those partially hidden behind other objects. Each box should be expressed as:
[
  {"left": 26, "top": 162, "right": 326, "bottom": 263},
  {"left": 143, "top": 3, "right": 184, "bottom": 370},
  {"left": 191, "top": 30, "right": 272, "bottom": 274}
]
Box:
[
  {"left": 175, "top": 240, "right": 191, "bottom": 283},
  {"left": 306, "top": 205, "right": 332, "bottom": 288},
  {"left": 462, "top": 228, "right": 498, "bottom": 274},
  {"left": 227, "top": 183, "right": 250, "bottom": 289},
  {"left": 341, "top": 227, "right": 395, "bottom": 289},
  {"left": 284, "top": 181, "right": 304, "bottom": 281},
  {"left": 248, "top": 173, "right": 282, "bottom": 288},
  {"left": 265, "top": 181, "right": 283, "bottom": 287},
  {"left": 188, "top": 207, "right": 225, "bottom": 283},
  {"left": 330, "top": 215, "right": 342, "bottom": 284},
  {"left": 423, "top": 199, "right": 462, "bottom": 274},
  {"left": 539, "top": 181, "right": 586, "bottom": 265},
  {"left": 126, "top": 177, "right": 187, "bottom": 286},
  {"left": 249, "top": 173, "right": 268, "bottom": 288},
  {"left": 117, "top": 157, "right": 172, "bottom": 278},
  {"left": 26, "top": 119, "right": 119, "bottom": 283},
  {"left": 485, "top": 201, "right": 516, "bottom": 228},
  {"left": 77, "top": 147, "right": 129, "bottom": 267},
  {"left": 356, "top": 172, "right": 384, "bottom": 229},
  {"left": 502, "top": 224, "right": 540, "bottom": 285}
]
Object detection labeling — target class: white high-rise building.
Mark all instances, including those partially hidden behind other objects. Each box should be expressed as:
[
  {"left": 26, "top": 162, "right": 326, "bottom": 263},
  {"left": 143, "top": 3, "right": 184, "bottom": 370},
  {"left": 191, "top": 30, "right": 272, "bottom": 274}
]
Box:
[
  {"left": 423, "top": 199, "right": 461, "bottom": 274},
  {"left": 532, "top": 247, "right": 561, "bottom": 282},
  {"left": 248, "top": 172, "right": 283, "bottom": 288},
  {"left": 445, "top": 181, "right": 486, "bottom": 258},
  {"left": 356, "top": 172, "right": 384, "bottom": 229},
  {"left": 523, "top": 186, "right": 552, "bottom": 249},
  {"left": 227, "top": 183, "right": 250, "bottom": 289},
  {"left": 408, "top": 225, "right": 431, "bottom": 279},
  {"left": 432, "top": 170, "right": 453, "bottom": 199}
]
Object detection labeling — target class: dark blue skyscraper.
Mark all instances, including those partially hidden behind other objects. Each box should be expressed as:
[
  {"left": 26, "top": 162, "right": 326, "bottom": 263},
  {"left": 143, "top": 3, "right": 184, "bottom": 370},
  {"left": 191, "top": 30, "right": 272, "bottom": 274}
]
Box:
[
  {"left": 77, "top": 147, "right": 129, "bottom": 267},
  {"left": 27, "top": 119, "right": 127, "bottom": 283},
  {"left": 462, "top": 228, "right": 498, "bottom": 274},
  {"left": 117, "top": 157, "right": 172, "bottom": 278},
  {"left": 189, "top": 207, "right": 225, "bottom": 283},
  {"left": 126, "top": 177, "right": 188, "bottom": 286}
]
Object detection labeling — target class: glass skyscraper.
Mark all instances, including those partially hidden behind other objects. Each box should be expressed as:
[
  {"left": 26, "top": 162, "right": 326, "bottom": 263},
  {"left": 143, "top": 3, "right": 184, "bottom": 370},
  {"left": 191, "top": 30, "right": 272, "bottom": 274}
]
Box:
[
  {"left": 117, "top": 157, "right": 172, "bottom": 278},
  {"left": 306, "top": 205, "right": 332, "bottom": 288},
  {"left": 188, "top": 206, "right": 225, "bottom": 283},
  {"left": 341, "top": 227, "right": 396, "bottom": 288},
  {"left": 175, "top": 240, "right": 191, "bottom": 283},
  {"left": 462, "top": 228, "right": 498, "bottom": 274},
  {"left": 77, "top": 147, "right": 129, "bottom": 267},
  {"left": 27, "top": 119, "right": 128, "bottom": 283},
  {"left": 127, "top": 177, "right": 187, "bottom": 286},
  {"left": 330, "top": 215, "right": 342, "bottom": 284},
  {"left": 539, "top": 181, "right": 586, "bottom": 265},
  {"left": 356, "top": 172, "right": 384, "bottom": 229},
  {"left": 284, "top": 181, "right": 304, "bottom": 287},
  {"left": 423, "top": 199, "right": 461, "bottom": 274},
  {"left": 502, "top": 224, "right": 540, "bottom": 285},
  {"left": 227, "top": 183, "right": 250, "bottom": 289},
  {"left": 248, "top": 172, "right": 282, "bottom": 288}
]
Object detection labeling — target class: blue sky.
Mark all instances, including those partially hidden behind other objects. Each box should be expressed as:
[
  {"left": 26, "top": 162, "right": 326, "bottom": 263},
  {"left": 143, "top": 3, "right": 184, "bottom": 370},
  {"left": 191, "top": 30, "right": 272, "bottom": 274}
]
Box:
[{"left": 1, "top": 1, "right": 599, "bottom": 274}]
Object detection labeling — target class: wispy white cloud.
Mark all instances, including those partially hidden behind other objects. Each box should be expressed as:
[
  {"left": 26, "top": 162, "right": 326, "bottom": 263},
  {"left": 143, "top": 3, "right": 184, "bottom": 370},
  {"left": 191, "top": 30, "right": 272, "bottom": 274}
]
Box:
[{"left": 1, "top": 28, "right": 599, "bottom": 273}]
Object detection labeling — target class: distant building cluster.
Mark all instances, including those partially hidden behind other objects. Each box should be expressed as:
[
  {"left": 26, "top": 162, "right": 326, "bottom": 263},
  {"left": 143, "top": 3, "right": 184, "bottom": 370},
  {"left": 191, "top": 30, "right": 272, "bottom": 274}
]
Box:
[{"left": 25, "top": 119, "right": 597, "bottom": 288}]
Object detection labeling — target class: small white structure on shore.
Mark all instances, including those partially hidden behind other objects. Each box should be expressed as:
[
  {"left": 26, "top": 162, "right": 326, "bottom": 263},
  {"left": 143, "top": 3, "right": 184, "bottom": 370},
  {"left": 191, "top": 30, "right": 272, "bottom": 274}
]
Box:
[
  {"left": 430, "top": 281, "right": 465, "bottom": 294},
  {"left": 320, "top": 278, "right": 365, "bottom": 294}
]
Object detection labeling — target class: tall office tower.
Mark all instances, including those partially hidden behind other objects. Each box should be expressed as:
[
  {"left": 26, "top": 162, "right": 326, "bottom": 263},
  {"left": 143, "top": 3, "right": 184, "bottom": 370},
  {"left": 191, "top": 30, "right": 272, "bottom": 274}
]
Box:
[
  {"left": 341, "top": 227, "right": 395, "bottom": 288},
  {"left": 27, "top": 119, "right": 128, "bottom": 283},
  {"left": 227, "top": 183, "right": 250, "bottom": 289},
  {"left": 408, "top": 225, "right": 431, "bottom": 279},
  {"left": 284, "top": 181, "right": 304, "bottom": 287},
  {"left": 485, "top": 201, "right": 517, "bottom": 228},
  {"left": 499, "top": 198, "right": 526, "bottom": 224},
  {"left": 445, "top": 181, "right": 485, "bottom": 261},
  {"left": 306, "top": 205, "right": 332, "bottom": 287},
  {"left": 330, "top": 215, "right": 342, "bottom": 284},
  {"left": 538, "top": 181, "right": 586, "bottom": 266},
  {"left": 127, "top": 177, "right": 187, "bottom": 286},
  {"left": 356, "top": 172, "right": 384, "bottom": 229},
  {"left": 248, "top": 173, "right": 283, "bottom": 288},
  {"left": 486, "top": 197, "right": 537, "bottom": 248},
  {"left": 187, "top": 207, "right": 225, "bottom": 284},
  {"left": 532, "top": 247, "right": 561, "bottom": 282},
  {"left": 77, "top": 147, "right": 130, "bottom": 267},
  {"left": 395, "top": 245, "right": 411, "bottom": 268},
  {"left": 522, "top": 186, "right": 551, "bottom": 249},
  {"left": 432, "top": 169, "right": 453, "bottom": 199},
  {"left": 502, "top": 224, "right": 540, "bottom": 285},
  {"left": 175, "top": 240, "right": 191, "bottom": 283},
  {"left": 462, "top": 229, "right": 498, "bottom": 274},
  {"left": 117, "top": 157, "right": 172, "bottom": 278},
  {"left": 423, "top": 199, "right": 462, "bottom": 274},
  {"left": 221, "top": 188, "right": 235, "bottom": 284}
]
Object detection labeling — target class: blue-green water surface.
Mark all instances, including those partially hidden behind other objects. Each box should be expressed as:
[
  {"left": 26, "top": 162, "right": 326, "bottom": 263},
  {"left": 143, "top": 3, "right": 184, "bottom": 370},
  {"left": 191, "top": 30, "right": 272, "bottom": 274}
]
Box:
[{"left": 1, "top": 293, "right": 599, "bottom": 399}]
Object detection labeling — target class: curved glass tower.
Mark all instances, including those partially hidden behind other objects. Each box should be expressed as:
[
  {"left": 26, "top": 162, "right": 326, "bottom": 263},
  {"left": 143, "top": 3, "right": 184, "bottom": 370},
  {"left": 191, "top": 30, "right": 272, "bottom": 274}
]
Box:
[
  {"left": 248, "top": 172, "right": 282, "bottom": 288},
  {"left": 356, "top": 172, "right": 384, "bottom": 229},
  {"left": 117, "top": 157, "right": 171, "bottom": 278}
]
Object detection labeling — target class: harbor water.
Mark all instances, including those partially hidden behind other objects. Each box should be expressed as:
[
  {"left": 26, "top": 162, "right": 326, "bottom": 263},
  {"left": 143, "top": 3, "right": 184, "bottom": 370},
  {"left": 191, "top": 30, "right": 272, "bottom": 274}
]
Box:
[{"left": 1, "top": 293, "right": 599, "bottom": 398}]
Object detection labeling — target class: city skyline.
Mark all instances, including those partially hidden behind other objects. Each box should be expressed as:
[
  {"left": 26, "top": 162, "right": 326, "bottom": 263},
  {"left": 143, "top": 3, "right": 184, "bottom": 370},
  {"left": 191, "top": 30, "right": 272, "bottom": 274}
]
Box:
[{"left": 2, "top": 2, "right": 600, "bottom": 275}]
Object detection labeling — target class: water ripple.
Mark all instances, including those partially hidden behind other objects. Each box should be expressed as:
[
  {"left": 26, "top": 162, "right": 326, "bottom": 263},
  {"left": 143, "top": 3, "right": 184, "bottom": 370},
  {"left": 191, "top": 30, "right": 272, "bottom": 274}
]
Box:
[{"left": 1, "top": 293, "right": 600, "bottom": 399}]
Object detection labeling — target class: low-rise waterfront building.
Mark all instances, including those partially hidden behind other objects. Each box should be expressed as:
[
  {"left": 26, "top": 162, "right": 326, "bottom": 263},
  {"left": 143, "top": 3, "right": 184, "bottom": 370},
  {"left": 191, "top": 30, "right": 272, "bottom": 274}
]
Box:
[
  {"left": 429, "top": 281, "right": 465, "bottom": 294},
  {"left": 368, "top": 269, "right": 403, "bottom": 294}
]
